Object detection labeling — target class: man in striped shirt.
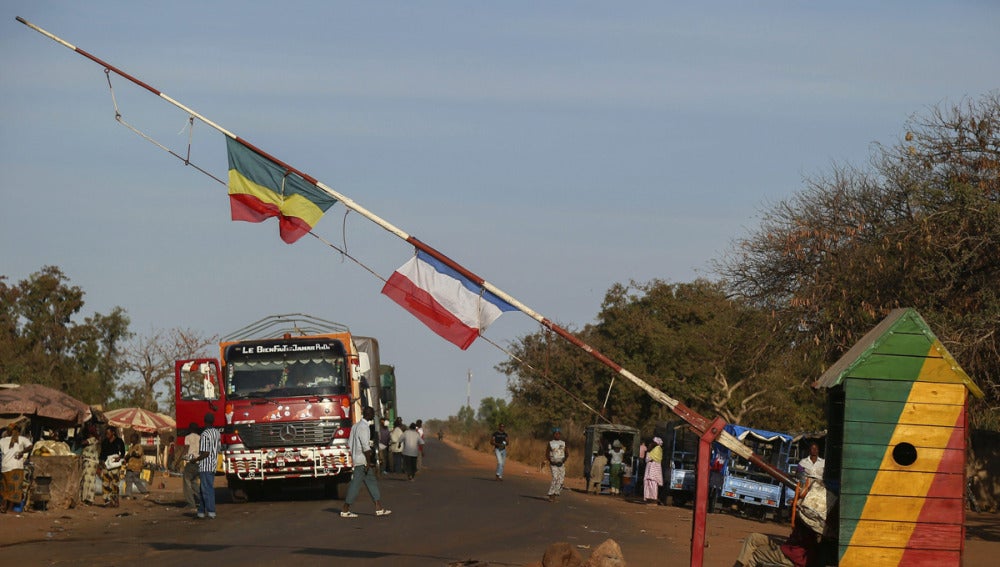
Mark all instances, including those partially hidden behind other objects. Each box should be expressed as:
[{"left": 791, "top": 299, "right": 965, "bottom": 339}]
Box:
[{"left": 194, "top": 413, "right": 221, "bottom": 519}]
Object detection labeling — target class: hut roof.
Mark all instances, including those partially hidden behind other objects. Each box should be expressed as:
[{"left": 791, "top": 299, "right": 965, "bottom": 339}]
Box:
[{"left": 813, "top": 308, "right": 983, "bottom": 398}]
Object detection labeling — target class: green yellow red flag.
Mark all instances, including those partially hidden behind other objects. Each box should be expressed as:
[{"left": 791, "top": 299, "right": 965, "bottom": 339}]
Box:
[{"left": 226, "top": 137, "right": 337, "bottom": 243}]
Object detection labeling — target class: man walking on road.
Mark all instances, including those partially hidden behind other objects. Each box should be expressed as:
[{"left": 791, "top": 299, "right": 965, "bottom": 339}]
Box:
[
  {"left": 341, "top": 406, "right": 391, "bottom": 518},
  {"left": 546, "top": 428, "right": 568, "bottom": 502},
  {"left": 401, "top": 422, "right": 424, "bottom": 480},
  {"left": 492, "top": 424, "right": 508, "bottom": 480}
]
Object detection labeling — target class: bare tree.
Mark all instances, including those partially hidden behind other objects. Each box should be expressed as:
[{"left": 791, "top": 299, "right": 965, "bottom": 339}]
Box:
[
  {"left": 719, "top": 92, "right": 1000, "bottom": 426},
  {"left": 117, "top": 328, "right": 217, "bottom": 412}
]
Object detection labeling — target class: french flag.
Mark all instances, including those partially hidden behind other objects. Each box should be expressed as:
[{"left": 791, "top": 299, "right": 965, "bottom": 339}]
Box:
[{"left": 381, "top": 251, "right": 517, "bottom": 350}]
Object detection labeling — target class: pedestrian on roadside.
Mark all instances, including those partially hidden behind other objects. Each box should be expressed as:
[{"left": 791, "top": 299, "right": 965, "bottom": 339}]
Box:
[
  {"left": 341, "top": 406, "right": 391, "bottom": 518},
  {"left": 643, "top": 436, "right": 664, "bottom": 504},
  {"left": 608, "top": 440, "right": 626, "bottom": 495},
  {"left": 546, "top": 428, "right": 568, "bottom": 502},
  {"left": 194, "top": 413, "right": 221, "bottom": 519},
  {"left": 79, "top": 428, "right": 100, "bottom": 505},
  {"left": 0, "top": 423, "right": 33, "bottom": 513},
  {"left": 378, "top": 418, "right": 391, "bottom": 473},
  {"left": 123, "top": 432, "right": 150, "bottom": 499},
  {"left": 389, "top": 417, "right": 405, "bottom": 475},
  {"left": 415, "top": 419, "right": 425, "bottom": 468},
  {"left": 588, "top": 451, "right": 608, "bottom": 494},
  {"left": 181, "top": 422, "right": 202, "bottom": 512},
  {"left": 99, "top": 426, "right": 126, "bottom": 508},
  {"left": 401, "top": 422, "right": 424, "bottom": 481},
  {"left": 634, "top": 439, "right": 648, "bottom": 498},
  {"left": 491, "top": 423, "right": 509, "bottom": 481}
]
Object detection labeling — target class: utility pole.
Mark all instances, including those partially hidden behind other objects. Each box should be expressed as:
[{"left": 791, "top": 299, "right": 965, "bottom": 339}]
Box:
[{"left": 466, "top": 369, "right": 472, "bottom": 408}]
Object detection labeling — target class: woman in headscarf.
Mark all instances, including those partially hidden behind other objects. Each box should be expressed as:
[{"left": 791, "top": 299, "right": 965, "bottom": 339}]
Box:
[
  {"left": 643, "top": 436, "right": 664, "bottom": 503},
  {"left": 79, "top": 426, "right": 101, "bottom": 505}
]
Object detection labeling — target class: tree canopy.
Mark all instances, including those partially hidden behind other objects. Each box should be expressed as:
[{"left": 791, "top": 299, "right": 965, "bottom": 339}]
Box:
[
  {"left": 0, "top": 266, "right": 131, "bottom": 405},
  {"left": 498, "top": 279, "right": 825, "bottom": 434},
  {"left": 1, "top": 266, "right": 217, "bottom": 413}
]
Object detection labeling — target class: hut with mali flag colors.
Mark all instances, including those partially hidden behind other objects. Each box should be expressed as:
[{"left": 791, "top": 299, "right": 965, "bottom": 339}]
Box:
[{"left": 815, "top": 308, "right": 983, "bottom": 566}]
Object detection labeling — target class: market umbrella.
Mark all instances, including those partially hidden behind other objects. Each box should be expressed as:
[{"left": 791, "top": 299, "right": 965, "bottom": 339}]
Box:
[
  {"left": 104, "top": 407, "right": 175, "bottom": 434},
  {"left": 0, "top": 383, "right": 92, "bottom": 426}
]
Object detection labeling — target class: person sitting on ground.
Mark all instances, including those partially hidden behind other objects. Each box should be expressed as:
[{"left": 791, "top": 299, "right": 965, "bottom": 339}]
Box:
[{"left": 733, "top": 520, "right": 819, "bottom": 567}]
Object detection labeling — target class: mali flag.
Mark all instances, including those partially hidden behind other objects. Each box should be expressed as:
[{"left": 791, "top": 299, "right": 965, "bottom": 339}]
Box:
[{"left": 226, "top": 137, "right": 337, "bottom": 243}]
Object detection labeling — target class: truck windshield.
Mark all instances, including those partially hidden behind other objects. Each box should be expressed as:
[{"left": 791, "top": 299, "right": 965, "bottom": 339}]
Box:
[{"left": 225, "top": 341, "right": 348, "bottom": 398}]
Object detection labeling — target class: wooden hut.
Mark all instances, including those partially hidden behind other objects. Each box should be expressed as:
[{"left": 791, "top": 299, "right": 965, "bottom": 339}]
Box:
[{"left": 814, "top": 308, "right": 983, "bottom": 566}]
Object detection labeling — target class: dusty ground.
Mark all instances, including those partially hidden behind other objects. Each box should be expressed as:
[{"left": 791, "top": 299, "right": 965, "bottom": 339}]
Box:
[{"left": 2, "top": 441, "right": 998, "bottom": 566}]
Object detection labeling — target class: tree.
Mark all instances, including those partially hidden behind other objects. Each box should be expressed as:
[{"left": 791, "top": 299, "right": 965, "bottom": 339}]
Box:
[
  {"left": 454, "top": 405, "right": 476, "bottom": 432},
  {"left": 115, "top": 327, "right": 217, "bottom": 412},
  {"left": 498, "top": 279, "right": 822, "bottom": 433},
  {"left": 476, "top": 397, "right": 512, "bottom": 429},
  {"left": 0, "top": 266, "right": 131, "bottom": 405},
  {"left": 498, "top": 322, "right": 609, "bottom": 430},
  {"left": 718, "top": 92, "right": 1000, "bottom": 426},
  {"left": 595, "top": 279, "right": 820, "bottom": 430}
]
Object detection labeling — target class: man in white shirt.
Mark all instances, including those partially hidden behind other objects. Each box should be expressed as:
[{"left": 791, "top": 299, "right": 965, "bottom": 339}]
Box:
[
  {"left": 341, "top": 406, "right": 391, "bottom": 518},
  {"left": 181, "top": 423, "right": 202, "bottom": 511},
  {"left": 798, "top": 442, "right": 825, "bottom": 480}
]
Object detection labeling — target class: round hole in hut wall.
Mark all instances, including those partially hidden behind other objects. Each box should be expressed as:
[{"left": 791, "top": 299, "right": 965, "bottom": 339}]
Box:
[{"left": 892, "top": 442, "right": 918, "bottom": 466}]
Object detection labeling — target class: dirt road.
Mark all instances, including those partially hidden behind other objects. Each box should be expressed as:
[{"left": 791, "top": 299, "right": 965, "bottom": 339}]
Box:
[{"left": 2, "top": 439, "right": 997, "bottom": 566}]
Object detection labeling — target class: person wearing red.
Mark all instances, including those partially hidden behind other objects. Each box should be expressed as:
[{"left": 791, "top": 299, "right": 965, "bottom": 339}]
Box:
[{"left": 733, "top": 521, "right": 818, "bottom": 567}]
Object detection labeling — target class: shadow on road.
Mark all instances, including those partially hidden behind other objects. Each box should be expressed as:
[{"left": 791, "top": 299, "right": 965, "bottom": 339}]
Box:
[{"left": 147, "top": 541, "right": 457, "bottom": 562}]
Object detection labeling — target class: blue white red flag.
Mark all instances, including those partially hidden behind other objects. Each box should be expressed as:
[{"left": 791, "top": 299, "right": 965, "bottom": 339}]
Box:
[{"left": 381, "top": 251, "right": 517, "bottom": 350}]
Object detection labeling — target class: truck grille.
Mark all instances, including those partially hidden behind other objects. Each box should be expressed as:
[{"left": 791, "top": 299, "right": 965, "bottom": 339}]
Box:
[{"left": 238, "top": 420, "right": 341, "bottom": 449}]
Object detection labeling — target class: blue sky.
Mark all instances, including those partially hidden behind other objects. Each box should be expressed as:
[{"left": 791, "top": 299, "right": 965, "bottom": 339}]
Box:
[{"left": 3, "top": 2, "right": 998, "bottom": 420}]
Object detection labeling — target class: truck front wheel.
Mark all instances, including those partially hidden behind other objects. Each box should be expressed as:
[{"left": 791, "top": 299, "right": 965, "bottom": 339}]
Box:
[
  {"left": 228, "top": 477, "right": 249, "bottom": 503},
  {"left": 324, "top": 479, "right": 349, "bottom": 500}
]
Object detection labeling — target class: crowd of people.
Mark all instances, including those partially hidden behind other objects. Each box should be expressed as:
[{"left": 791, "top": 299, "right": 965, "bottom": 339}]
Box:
[{"left": 0, "top": 419, "right": 168, "bottom": 512}]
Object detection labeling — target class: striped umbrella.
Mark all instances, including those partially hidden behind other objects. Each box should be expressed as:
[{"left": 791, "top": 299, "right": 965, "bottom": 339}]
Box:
[{"left": 104, "top": 407, "right": 176, "bottom": 434}]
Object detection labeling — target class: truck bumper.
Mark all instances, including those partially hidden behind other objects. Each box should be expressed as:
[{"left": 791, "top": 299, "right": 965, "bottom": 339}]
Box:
[{"left": 225, "top": 447, "right": 350, "bottom": 481}]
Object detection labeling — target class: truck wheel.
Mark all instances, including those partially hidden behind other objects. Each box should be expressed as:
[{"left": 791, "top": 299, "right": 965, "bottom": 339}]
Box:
[
  {"left": 229, "top": 478, "right": 249, "bottom": 503},
  {"left": 325, "top": 479, "right": 349, "bottom": 500},
  {"left": 709, "top": 490, "right": 721, "bottom": 514}
]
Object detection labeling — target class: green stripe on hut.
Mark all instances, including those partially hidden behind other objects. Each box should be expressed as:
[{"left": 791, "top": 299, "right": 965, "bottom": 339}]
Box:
[{"left": 814, "top": 308, "right": 982, "bottom": 567}]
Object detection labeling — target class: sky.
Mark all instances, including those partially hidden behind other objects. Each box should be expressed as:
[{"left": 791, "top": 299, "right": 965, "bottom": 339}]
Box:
[{"left": 2, "top": 2, "right": 999, "bottom": 421}]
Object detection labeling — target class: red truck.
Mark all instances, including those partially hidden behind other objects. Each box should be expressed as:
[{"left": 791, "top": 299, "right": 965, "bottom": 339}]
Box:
[{"left": 174, "top": 314, "right": 381, "bottom": 501}]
